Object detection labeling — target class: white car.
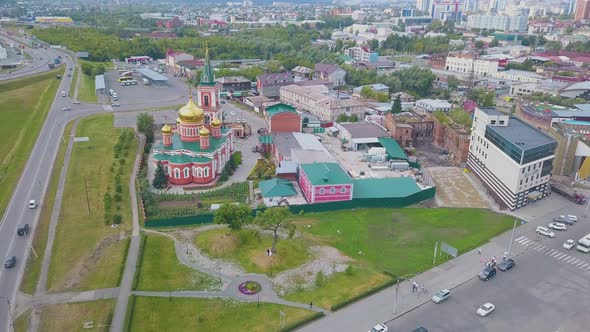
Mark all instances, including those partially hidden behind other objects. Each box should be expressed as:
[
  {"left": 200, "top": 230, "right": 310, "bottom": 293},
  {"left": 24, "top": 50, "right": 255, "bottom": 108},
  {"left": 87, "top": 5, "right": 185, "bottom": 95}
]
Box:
[
  {"left": 536, "top": 226, "right": 555, "bottom": 238},
  {"left": 432, "top": 289, "right": 451, "bottom": 303},
  {"left": 548, "top": 222, "right": 567, "bottom": 231},
  {"left": 369, "top": 324, "right": 388, "bottom": 332},
  {"left": 61, "top": 107, "right": 71, "bottom": 111},
  {"left": 28, "top": 200, "right": 37, "bottom": 209},
  {"left": 477, "top": 303, "right": 495, "bottom": 317},
  {"left": 73, "top": 100, "right": 80, "bottom": 104},
  {"left": 563, "top": 239, "right": 575, "bottom": 250},
  {"left": 567, "top": 215, "right": 578, "bottom": 222}
]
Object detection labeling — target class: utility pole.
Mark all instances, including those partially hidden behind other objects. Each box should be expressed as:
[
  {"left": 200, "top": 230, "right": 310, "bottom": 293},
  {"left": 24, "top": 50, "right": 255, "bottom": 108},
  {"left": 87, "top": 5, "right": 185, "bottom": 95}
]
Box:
[{"left": 507, "top": 219, "right": 518, "bottom": 258}]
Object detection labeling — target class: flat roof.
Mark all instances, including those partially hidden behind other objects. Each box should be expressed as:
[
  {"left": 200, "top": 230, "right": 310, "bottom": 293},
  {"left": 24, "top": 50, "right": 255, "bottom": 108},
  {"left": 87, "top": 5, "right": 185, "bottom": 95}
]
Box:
[
  {"left": 488, "top": 117, "right": 556, "bottom": 151},
  {"left": 138, "top": 68, "right": 168, "bottom": 81},
  {"left": 339, "top": 122, "right": 390, "bottom": 139},
  {"left": 273, "top": 133, "right": 300, "bottom": 157},
  {"left": 478, "top": 107, "right": 504, "bottom": 116},
  {"left": 575, "top": 104, "right": 590, "bottom": 112},
  {"left": 352, "top": 177, "right": 422, "bottom": 199},
  {"left": 95, "top": 74, "right": 105, "bottom": 90}
]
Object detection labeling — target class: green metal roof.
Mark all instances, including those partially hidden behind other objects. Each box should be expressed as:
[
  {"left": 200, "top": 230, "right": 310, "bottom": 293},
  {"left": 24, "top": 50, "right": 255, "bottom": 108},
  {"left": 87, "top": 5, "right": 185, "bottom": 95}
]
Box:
[
  {"left": 156, "top": 130, "right": 229, "bottom": 154},
  {"left": 378, "top": 137, "right": 408, "bottom": 161},
  {"left": 153, "top": 153, "right": 211, "bottom": 164},
  {"left": 259, "top": 135, "right": 273, "bottom": 144},
  {"left": 266, "top": 103, "right": 297, "bottom": 118},
  {"left": 300, "top": 162, "right": 352, "bottom": 186},
  {"left": 200, "top": 47, "right": 216, "bottom": 85},
  {"left": 352, "top": 177, "right": 421, "bottom": 199},
  {"left": 258, "top": 178, "right": 297, "bottom": 198}
]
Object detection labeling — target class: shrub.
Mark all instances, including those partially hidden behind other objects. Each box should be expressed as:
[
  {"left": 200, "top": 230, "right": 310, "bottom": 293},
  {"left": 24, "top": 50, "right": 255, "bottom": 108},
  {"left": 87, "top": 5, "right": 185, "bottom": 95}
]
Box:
[
  {"left": 112, "top": 214, "right": 123, "bottom": 224},
  {"left": 114, "top": 193, "right": 123, "bottom": 202},
  {"left": 315, "top": 271, "right": 325, "bottom": 288}
]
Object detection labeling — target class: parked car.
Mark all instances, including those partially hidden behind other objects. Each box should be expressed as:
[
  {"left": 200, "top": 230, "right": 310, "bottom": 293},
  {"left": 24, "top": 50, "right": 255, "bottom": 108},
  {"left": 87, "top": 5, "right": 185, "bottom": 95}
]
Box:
[
  {"left": 563, "top": 239, "right": 576, "bottom": 250},
  {"left": 477, "top": 303, "right": 495, "bottom": 317},
  {"left": 73, "top": 100, "right": 80, "bottom": 104},
  {"left": 536, "top": 226, "right": 555, "bottom": 238},
  {"left": 498, "top": 258, "right": 515, "bottom": 271},
  {"left": 17, "top": 224, "right": 29, "bottom": 236},
  {"left": 567, "top": 215, "right": 578, "bottom": 222},
  {"left": 479, "top": 266, "right": 497, "bottom": 281},
  {"left": 61, "top": 107, "right": 72, "bottom": 111},
  {"left": 28, "top": 200, "right": 37, "bottom": 209},
  {"left": 412, "top": 328, "right": 428, "bottom": 332},
  {"left": 112, "top": 102, "right": 120, "bottom": 107},
  {"left": 4, "top": 256, "right": 16, "bottom": 268},
  {"left": 431, "top": 289, "right": 451, "bottom": 303},
  {"left": 548, "top": 222, "right": 567, "bottom": 231},
  {"left": 553, "top": 216, "right": 574, "bottom": 225},
  {"left": 368, "top": 324, "right": 388, "bottom": 332}
]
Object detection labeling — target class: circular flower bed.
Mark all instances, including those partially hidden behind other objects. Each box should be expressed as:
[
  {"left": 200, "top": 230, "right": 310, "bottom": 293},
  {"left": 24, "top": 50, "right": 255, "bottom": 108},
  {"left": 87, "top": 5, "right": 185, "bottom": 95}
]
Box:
[{"left": 238, "top": 281, "right": 262, "bottom": 295}]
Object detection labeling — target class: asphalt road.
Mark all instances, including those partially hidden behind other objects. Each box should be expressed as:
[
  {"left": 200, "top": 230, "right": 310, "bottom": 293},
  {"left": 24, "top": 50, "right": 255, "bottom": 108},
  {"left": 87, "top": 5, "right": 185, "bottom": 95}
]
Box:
[
  {"left": 386, "top": 209, "right": 590, "bottom": 332},
  {"left": 0, "top": 32, "right": 60, "bottom": 81}
]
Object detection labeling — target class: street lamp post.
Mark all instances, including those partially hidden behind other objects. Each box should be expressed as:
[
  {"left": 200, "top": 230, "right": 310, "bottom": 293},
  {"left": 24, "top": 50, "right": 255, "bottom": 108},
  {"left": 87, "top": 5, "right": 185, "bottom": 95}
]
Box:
[
  {"left": 507, "top": 219, "right": 518, "bottom": 258},
  {"left": 393, "top": 273, "right": 418, "bottom": 314}
]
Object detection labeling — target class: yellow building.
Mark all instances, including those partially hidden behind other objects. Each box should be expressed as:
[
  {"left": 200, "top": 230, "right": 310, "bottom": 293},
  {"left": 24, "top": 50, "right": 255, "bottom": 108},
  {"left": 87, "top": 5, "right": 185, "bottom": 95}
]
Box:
[{"left": 35, "top": 17, "right": 73, "bottom": 25}]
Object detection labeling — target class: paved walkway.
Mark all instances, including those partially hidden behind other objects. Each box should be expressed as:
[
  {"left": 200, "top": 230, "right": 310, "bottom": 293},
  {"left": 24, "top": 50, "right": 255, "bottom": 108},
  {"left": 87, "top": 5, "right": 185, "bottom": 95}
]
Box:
[{"left": 110, "top": 133, "right": 144, "bottom": 332}]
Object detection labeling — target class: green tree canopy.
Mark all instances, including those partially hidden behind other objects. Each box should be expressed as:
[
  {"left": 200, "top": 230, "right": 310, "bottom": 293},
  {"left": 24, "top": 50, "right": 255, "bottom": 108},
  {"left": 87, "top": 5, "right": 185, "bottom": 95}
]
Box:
[
  {"left": 254, "top": 207, "right": 294, "bottom": 253},
  {"left": 214, "top": 203, "right": 253, "bottom": 234}
]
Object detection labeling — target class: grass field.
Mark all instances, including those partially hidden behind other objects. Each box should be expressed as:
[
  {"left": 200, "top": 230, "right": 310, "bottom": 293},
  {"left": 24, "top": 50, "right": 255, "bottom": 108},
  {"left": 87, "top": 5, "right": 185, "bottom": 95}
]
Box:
[
  {"left": 136, "top": 234, "right": 221, "bottom": 291},
  {"left": 68, "top": 66, "right": 79, "bottom": 98},
  {"left": 19, "top": 121, "right": 73, "bottom": 295},
  {"left": 195, "top": 228, "right": 312, "bottom": 275},
  {"left": 0, "top": 68, "right": 64, "bottom": 224},
  {"left": 39, "top": 300, "right": 115, "bottom": 332},
  {"left": 47, "top": 114, "right": 137, "bottom": 292},
  {"left": 129, "top": 297, "right": 315, "bottom": 332},
  {"left": 13, "top": 310, "right": 30, "bottom": 332},
  {"left": 77, "top": 73, "right": 96, "bottom": 103}
]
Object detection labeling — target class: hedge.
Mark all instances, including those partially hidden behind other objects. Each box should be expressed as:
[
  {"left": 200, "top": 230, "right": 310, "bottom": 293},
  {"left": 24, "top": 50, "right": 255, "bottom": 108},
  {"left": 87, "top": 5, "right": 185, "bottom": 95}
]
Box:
[
  {"left": 131, "top": 234, "right": 147, "bottom": 290},
  {"left": 330, "top": 278, "right": 397, "bottom": 311},
  {"left": 278, "top": 311, "right": 325, "bottom": 332},
  {"left": 123, "top": 294, "right": 136, "bottom": 332},
  {"left": 116, "top": 237, "right": 133, "bottom": 287}
]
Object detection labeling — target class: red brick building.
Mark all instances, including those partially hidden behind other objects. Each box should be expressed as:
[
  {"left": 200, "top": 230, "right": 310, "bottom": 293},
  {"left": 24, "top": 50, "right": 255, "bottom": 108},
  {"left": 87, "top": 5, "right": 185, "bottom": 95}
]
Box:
[
  {"left": 384, "top": 113, "right": 433, "bottom": 147},
  {"left": 431, "top": 114, "right": 470, "bottom": 164},
  {"left": 264, "top": 103, "right": 302, "bottom": 133}
]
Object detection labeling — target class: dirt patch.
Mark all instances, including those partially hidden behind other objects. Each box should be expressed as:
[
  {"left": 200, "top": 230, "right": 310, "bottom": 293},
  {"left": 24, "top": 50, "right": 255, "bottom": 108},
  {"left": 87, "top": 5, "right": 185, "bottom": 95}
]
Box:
[
  {"left": 250, "top": 250, "right": 273, "bottom": 270},
  {"left": 427, "top": 166, "right": 492, "bottom": 208}
]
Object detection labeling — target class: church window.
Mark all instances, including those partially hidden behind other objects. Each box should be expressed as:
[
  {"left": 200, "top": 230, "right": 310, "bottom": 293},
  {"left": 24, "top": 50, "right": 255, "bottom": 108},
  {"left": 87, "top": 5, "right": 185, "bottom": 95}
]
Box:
[
  {"left": 192, "top": 167, "right": 197, "bottom": 177},
  {"left": 204, "top": 167, "right": 210, "bottom": 177},
  {"left": 174, "top": 168, "right": 180, "bottom": 179},
  {"left": 319, "top": 188, "right": 325, "bottom": 194},
  {"left": 197, "top": 167, "right": 203, "bottom": 177},
  {"left": 330, "top": 187, "right": 336, "bottom": 194},
  {"left": 183, "top": 167, "right": 189, "bottom": 178},
  {"left": 204, "top": 95, "right": 210, "bottom": 107}
]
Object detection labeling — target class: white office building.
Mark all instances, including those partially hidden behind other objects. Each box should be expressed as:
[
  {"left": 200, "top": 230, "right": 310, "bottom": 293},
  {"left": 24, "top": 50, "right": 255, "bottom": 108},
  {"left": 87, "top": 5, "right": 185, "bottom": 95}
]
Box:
[
  {"left": 445, "top": 55, "right": 499, "bottom": 76},
  {"left": 468, "top": 108, "right": 557, "bottom": 210},
  {"left": 466, "top": 14, "right": 527, "bottom": 32}
]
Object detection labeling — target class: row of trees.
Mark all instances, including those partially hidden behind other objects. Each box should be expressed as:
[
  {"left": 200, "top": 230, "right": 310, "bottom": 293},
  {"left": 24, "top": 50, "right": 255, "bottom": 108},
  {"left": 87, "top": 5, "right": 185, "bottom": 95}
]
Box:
[{"left": 214, "top": 205, "right": 294, "bottom": 253}]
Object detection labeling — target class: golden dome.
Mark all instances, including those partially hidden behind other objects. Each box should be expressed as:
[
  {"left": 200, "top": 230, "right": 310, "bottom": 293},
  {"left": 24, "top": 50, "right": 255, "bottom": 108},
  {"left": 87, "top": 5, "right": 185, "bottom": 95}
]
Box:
[
  {"left": 178, "top": 96, "right": 204, "bottom": 123},
  {"left": 161, "top": 124, "right": 172, "bottom": 134},
  {"left": 211, "top": 118, "right": 222, "bottom": 127},
  {"left": 199, "top": 127, "right": 210, "bottom": 136}
]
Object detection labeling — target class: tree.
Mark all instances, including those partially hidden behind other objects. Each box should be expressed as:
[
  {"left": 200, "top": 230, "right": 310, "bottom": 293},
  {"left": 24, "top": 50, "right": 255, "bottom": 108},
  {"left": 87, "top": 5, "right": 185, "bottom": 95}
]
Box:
[
  {"left": 254, "top": 207, "right": 294, "bottom": 253},
  {"left": 152, "top": 161, "right": 168, "bottom": 189},
  {"left": 468, "top": 88, "right": 496, "bottom": 107},
  {"left": 475, "top": 40, "right": 485, "bottom": 49},
  {"left": 489, "top": 39, "right": 499, "bottom": 47},
  {"left": 214, "top": 203, "right": 253, "bottom": 234},
  {"left": 81, "top": 62, "right": 93, "bottom": 76},
  {"left": 136, "top": 113, "right": 155, "bottom": 143},
  {"left": 368, "top": 38, "right": 380, "bottom": 51},
  {"left": 447, "top": 75, "right": 460, "bottom": 90},
  {"left": 391, "top": 95, "right": 402, "bottom": 113}
]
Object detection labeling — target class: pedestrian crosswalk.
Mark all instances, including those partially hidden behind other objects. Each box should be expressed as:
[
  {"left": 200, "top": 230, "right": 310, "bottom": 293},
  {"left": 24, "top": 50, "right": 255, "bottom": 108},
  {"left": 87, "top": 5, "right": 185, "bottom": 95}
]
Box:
[{"left": 514, "top": 236, "right": 590, "bottom": 273}]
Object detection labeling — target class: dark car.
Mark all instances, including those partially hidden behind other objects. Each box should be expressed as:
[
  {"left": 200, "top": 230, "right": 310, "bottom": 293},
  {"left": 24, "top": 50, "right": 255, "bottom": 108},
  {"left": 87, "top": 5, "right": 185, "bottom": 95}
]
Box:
[
  {"left": 4, "top": 256, "right": 16, "bottom": 268},
  {"left": 498, "top": 258, "right": 515, "bottom": 271},
  {"left": 479, "top": 266, "right": 496, "bottom": 281},
  {"left": 17, "top": 224, "right": 29, "bottom": 236},
  {"left": 412, "top": 328, "right": 428, "bottom": 332}
]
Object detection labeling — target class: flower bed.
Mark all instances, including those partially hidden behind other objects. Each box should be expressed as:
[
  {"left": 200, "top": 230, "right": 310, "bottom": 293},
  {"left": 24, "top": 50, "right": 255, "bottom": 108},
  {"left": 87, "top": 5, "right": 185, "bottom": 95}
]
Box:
[{"left": 238, "top": 281, "right": 261, "bottom": 295}]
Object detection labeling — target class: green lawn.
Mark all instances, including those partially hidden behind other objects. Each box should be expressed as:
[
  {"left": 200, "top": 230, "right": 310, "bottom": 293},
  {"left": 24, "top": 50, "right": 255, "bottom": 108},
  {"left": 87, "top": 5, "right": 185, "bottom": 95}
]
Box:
[
  {"left": 40, "top": 300, "right": 115, "bottom": 332},
  {"left": 68, "top": 66, "right": 79, "bottom": 98},
  {"left": 19, "top": 121, "right": 73, "bottom": 295},
  {"left": 0, "top": 68, "right": 64, "bottom": 225},
  {"left": 129, "top": 297, "right": 315, "bottom": 332},
  {"left": 195, "top": 227, "right": 312, "bottom": 275},
  {"left": 13, "top": 309, "right": 30, "bottom": 332},
  {"left": 294, "top": 208, "right": 513, "bottom": 276},
  {"left": 77, "top": 73, "right": 96, "bottom": 103},
  {"left": 136, "top": 234, "right": 221, "bottom": 291},
  {"left": 47, "top": 114, "right": 137, "bottom": 292}
]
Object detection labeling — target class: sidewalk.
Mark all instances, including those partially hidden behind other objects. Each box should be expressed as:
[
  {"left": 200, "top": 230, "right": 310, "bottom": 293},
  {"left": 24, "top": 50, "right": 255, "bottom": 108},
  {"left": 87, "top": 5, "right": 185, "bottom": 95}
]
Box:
[{"left": 299, "top": 195, "right": 575, "bottom": 331}]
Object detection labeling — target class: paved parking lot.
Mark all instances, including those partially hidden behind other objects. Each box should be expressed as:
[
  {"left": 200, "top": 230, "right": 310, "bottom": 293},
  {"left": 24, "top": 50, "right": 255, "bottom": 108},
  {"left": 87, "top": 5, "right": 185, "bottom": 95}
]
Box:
[
  {"left": 426, "top": 166, "right": 492, "bottom": 208},
  {"left": 103, "top": 70, "right": 188, "bottom": 107}
]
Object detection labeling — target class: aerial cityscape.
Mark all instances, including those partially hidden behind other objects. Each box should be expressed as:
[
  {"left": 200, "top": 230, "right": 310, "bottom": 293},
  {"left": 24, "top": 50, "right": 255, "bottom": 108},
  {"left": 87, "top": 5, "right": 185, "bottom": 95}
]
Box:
[{"left": 1, "top": 0, "right": 590, "bottom": 331}]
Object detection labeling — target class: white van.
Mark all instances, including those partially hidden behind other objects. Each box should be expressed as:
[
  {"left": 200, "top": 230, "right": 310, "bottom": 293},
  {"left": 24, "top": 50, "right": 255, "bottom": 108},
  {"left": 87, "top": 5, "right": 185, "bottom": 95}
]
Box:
[
  {"left": 61, "top": 91, "right": 66, "bottom": 97},
  {"left": 142, "top": 78, "right": 150, "bottom": 85}
]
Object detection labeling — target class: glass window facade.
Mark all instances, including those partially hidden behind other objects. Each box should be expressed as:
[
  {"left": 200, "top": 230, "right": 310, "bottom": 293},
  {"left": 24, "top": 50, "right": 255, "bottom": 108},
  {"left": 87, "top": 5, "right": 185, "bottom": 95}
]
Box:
[
  {"left": 541, "top": 159, "right": 553, "bottom": 177},
  {"left": 522, "top": 142, "right": 557, "bottom": 164},
  {"left": 485, "top": 128, "right": 523, "bottom": 164}
]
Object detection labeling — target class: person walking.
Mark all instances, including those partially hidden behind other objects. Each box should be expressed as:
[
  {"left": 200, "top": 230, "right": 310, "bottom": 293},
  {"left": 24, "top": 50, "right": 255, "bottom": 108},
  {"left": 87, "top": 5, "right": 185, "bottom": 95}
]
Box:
[
  {"left": 309, "top": 302, "right": 313, "bottom": 309},
  {"left": 478, "top": 248, "right": 482, "bottom": 255}
]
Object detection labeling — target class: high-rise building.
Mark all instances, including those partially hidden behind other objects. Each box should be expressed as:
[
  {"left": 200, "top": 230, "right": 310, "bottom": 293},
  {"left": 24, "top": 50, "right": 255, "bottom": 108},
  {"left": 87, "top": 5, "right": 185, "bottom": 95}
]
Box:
[
  {"left": 575, "top": 0, "right": 590, "bottom": 19},
  {"left": 430, "top": 0, "right": 463, "bottom": 21}
]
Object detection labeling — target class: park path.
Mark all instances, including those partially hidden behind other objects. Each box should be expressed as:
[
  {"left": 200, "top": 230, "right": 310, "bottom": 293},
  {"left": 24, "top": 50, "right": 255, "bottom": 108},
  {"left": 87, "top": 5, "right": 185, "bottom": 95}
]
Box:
[{"left": 110, "top": 133, "right": 144, "bottom": 332}]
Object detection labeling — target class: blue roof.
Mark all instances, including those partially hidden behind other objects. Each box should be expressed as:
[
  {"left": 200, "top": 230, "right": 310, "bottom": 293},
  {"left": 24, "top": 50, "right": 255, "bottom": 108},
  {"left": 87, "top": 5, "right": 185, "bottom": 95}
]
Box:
[{"left": 138, "top": 68, "right": 168, "bottom": 81}]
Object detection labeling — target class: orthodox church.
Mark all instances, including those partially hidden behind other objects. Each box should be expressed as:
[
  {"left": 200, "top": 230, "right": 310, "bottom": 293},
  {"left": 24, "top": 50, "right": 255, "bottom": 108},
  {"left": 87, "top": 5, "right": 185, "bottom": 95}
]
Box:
[{"left": 152, "top": 49, "right": 234, "bottom": 185}]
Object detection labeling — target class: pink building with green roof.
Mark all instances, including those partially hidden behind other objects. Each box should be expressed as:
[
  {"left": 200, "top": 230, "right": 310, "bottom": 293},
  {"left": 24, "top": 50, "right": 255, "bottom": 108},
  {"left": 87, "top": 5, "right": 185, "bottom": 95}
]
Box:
[{"left": 298, "top": 162, "right": 353, "bottom": 203}]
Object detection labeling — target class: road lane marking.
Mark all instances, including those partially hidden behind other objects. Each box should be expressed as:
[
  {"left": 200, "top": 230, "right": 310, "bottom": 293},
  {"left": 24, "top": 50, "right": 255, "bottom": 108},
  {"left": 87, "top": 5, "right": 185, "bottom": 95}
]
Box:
[
  {"left": 571, "top": 258, "right": 582, "bottom": 265},
  {"left": 581, "top": 263, "right": 589, "bottom": 269},
  {"left": 576, "top": 261, "right": 586, "bottom": 267},
  {"left": 515, "top": 236, "right": 525, "bottom": 242},
  {"left": 565, "top": 257, "right": 577, "bottom": 263},
  {"left": 520, "top": 239, "right": 531, "bottom": 245},
  {"left": 555, "top": 253, "right": 567, "bottom": 259}
]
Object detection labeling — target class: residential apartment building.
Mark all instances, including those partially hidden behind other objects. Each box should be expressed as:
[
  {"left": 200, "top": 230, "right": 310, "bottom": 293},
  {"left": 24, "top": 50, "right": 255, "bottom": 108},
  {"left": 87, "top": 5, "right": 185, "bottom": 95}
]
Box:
[
  {"left": 314, "top": 64, "right": 346, "bottom": 87},
  {"left": 215, "top": 76, "right": 251, "bottom": 94},
  {"left": 257, "top": 72, "right": 295, "bottom": 98},
  {"left": 280, "top": 85, "right": 366, "bottom": 121},
  {"left": 445, "top": 54, "right": 499, "bottom": 76},
  {"left": 466, "top": 14, "right": 527, "bottom": 32},
  {"left": 468, "top": 108, "right": 557, "bottom": 210},
  {"left": 575, "top": 0, "right": 590, "bottom": 20},
  {"left": 345, "top": 46, "right": 379, "bottom": 63}
]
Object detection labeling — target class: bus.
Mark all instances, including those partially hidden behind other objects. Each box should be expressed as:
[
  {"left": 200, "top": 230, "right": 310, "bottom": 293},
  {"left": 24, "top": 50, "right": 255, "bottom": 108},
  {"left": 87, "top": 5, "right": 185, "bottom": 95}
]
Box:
[
  {"left": 121, "top": 80, "right": 138, "bottom": 86},
  {"left": 117, "top": 76, "right": 133, "bottom": 83},
  {"left": 117, "top": 69, "right": 128, "bottom": 74},
  {"left": 577, "top": 233, "right": 590, "bottom": 253}
]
